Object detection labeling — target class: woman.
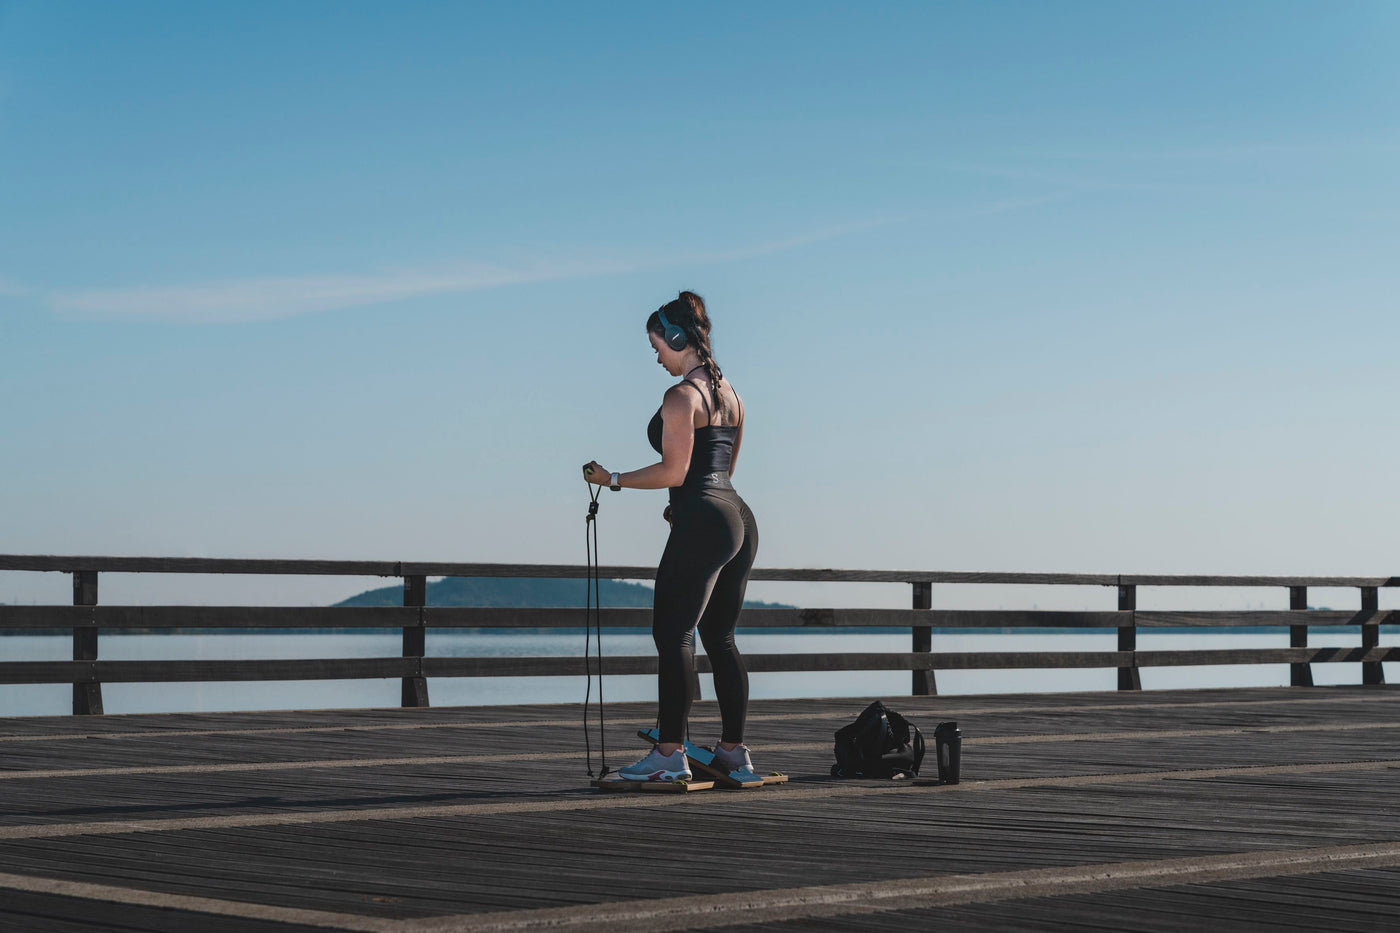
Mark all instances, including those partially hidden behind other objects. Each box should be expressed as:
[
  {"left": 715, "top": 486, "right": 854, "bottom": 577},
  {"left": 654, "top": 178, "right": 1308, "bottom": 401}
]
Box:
[{"left": 584, "top": 291, "right": 760, "bottom": 781}]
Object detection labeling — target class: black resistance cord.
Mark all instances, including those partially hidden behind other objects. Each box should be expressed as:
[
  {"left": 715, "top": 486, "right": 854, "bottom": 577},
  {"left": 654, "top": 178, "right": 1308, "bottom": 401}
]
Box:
[{"left": 582, "top": 468, "right": 609, "bottom": 778}]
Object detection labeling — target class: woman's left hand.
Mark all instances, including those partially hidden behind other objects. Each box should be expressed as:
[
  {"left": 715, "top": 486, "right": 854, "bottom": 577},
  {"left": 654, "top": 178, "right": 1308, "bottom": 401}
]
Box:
[{"left": 582, "top": 461, "right": 610, "bottom": 485}]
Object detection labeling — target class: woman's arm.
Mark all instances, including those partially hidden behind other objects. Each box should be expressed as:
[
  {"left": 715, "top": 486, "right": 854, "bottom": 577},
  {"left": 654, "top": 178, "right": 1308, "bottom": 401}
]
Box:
[{"left": 586, "top": 385, "right": 696, "bottom": 490}]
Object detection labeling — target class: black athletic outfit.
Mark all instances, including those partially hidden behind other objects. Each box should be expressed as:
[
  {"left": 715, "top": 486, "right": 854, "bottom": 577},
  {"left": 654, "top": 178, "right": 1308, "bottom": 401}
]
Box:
[{"left": 647, "top": 378, "right": 759, "bottom": 745}]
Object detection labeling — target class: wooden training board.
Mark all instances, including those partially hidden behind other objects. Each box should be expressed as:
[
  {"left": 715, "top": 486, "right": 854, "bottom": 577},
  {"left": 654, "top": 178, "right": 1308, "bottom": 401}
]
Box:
[{"left": 591, "top": 777, "right": 715, "bottom": 793}]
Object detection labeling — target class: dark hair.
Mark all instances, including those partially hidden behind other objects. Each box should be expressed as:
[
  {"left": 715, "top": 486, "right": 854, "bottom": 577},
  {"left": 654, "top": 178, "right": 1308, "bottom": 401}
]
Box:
[{"left": 647, "top": 291, "right": 726, "bottom": 422}]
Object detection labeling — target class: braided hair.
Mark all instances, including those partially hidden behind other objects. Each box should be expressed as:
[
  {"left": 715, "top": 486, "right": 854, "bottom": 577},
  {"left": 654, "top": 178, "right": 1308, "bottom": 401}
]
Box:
[{"left": 648, "top": 291, "right": 728, "bottom": 423}]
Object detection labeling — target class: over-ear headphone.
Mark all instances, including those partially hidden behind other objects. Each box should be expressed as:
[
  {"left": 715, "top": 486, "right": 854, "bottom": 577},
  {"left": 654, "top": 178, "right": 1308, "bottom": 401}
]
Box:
[{"left": 656, "top": 307, "right": 688, "bottom": 351}]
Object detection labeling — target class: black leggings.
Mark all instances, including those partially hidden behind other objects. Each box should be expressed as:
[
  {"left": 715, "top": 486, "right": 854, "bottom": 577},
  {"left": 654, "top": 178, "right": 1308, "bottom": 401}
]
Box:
[{"left": 652, "top": 488, "right": 759, "bottom": 744}]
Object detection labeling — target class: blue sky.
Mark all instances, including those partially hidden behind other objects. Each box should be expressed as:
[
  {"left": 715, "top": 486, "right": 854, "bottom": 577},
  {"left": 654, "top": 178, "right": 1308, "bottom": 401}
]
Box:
[{"left": 2, "top": 2, "right": 1398, "bottom": 610}]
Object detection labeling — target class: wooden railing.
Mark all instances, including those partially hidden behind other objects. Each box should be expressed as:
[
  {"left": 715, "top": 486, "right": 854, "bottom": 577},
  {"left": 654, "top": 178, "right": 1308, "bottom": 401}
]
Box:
[{"left": 1, "top": 555, "right": 1397, "bottom": 715}]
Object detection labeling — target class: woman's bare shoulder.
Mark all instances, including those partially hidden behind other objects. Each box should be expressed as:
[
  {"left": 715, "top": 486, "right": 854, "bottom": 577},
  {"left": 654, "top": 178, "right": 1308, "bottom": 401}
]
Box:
[{"left": 662, "top": 381, "right": 702, "bottom": 409}]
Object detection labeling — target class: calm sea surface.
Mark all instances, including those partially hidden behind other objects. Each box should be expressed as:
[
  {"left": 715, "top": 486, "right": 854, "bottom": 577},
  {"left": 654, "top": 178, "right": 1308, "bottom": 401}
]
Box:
[{"left": 2, "top": 629, "right": 1396, "bottom": 718}]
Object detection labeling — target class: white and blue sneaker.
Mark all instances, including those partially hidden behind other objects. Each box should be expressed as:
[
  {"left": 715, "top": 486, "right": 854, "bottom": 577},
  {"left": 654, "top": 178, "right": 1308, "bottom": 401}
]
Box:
[
  {"left": 712, "top": 742, "right": 757, "bottom": 777},
  {"left": 618, "top": 745, "right": 692, "bottom": 782}
]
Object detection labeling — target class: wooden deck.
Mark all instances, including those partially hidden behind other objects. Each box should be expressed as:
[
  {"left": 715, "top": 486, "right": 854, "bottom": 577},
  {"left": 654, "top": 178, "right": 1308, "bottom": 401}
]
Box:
[{"left": 2, "top": 685, "right": 1399, "bottom": 931}]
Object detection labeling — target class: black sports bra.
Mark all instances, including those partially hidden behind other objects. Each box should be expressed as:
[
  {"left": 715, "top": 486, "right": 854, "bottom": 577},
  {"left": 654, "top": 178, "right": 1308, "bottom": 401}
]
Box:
[{"left": 647, "top": 379, "right": 743, "bottom": 489}]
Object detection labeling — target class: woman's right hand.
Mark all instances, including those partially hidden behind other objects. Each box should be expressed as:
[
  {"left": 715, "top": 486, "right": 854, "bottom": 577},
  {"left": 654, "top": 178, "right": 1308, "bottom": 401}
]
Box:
[{"left": 582, "top": 461, "right": 609, "bottom": 485}]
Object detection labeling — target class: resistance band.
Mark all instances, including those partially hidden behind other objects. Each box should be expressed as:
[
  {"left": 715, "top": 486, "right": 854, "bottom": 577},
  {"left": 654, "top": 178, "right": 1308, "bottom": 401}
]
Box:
[{"left": 582, "top": 467, "right": 609, "bottom": 777}]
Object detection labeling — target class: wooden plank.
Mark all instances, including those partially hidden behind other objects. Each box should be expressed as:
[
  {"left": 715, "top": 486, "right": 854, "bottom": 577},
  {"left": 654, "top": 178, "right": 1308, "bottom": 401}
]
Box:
[
  {"left": 1118, "top": 585, "right": 1140, "bottom": 691},
  {"left": 0, "top": 606, "right": 98, "bottom": 629},
  {"left": 423, "top": 607, "right": 647, "bottom": 628},
  {"left": 400, "top": 562, "right": 657, "bottom": 580},
  {"left": 100, "top": 657, "right": 421, "bottom": 683},
  {"left": 425, "top": 651, "right": 1136, "bottom": 677},
  {"left": 591, "top": 778, "right": 715, "bottom": 793},
  {"left": 379, "top": 607, "right": 1131, "bottom": 630},
  {"left": 0, "top": 661, "right": 101, "bottom": 684},
  {"left": 408, "top": 564, "right": 1124, "bottom": 585},
  {"left": 20, "top": 605, "right": 1340, "bottom": 632},
  {"left": 401, "top": 576, "right": 428, "bottom": 709},
  {"left": 1135, "top": 610, "right": 1399, "bottom": 628},
  {"left": 1137, "top": 647, "right": 1400, "bottom": 667},
  {"left": 1118, "top": 573, "right": 1400, "bottom": 587},
  {"left": 424, "top": 656, "right": 657, "bottom": 677},
  {"left": 0, "top": 606, "right": 422, "bottom": 630},
  {"left": 5, "top": 554, "right": 1400, "bottom": 587},
  {"left": 746, "top": 570, "right": 1122, "bottom": 585},
  {"left": 1362, "top": 587, "right": 1385, "bottom": 686},
  {"left": 2, "top": 648, "right": 1154, "bottom": 686},
  {"left": 918, "top": 610, "right": 1125, "bottom": 630},
  {"left": 912, "top": 582, "right": 934, "bottom": 696},
  {"left": 729, "top": 651, "right": 1132, "bottom": 672},
  {"left": 0, "top": 556, "right": 401, "bottom": 576},
  {"left": 6, "top": 642, "right": 1396, "bottom": 690},
  {"left": 144, "top": 607, "right": 416, "bottom": 629},
  {"left": 923, "top": 651, "right": 1131, "bottom": 671},
  {"left": 71, "top": 571, "right": 101, "bottom": 716},
  {"left": 1291, "top": 585, "right": 1313, "bottom": 687},
  {"left": 71, "top": 570, "right": 98, "bottom": 607},
  {"left": 0, "top": 658, "right": 420, "bottom": 685}
]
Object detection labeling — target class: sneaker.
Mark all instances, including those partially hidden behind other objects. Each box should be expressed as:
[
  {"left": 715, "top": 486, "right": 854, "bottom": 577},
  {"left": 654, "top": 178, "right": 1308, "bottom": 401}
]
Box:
[
  {"left": 712, "top": 742, "right": 757, "bottom": 776},
  {"left": 618, "top": 746, "right": 692, "bottom": 782}
]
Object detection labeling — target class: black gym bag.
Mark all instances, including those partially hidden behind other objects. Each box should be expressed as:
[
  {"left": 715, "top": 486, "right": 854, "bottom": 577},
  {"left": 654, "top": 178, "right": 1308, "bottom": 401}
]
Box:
[{"left": 831, "top": 699, "right": 926, "bottom": 779}]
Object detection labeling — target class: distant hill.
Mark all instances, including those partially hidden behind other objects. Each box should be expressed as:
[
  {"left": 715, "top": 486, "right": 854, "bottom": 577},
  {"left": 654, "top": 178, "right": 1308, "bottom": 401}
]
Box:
[{"left": 335, "top": 576, "right": 793, "bottom": 609}]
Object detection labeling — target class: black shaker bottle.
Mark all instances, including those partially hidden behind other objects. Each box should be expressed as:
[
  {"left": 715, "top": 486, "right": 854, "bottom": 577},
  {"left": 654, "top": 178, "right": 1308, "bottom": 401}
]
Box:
[{"left": 934, "top": 721, "right": 962, "bottom": 784}]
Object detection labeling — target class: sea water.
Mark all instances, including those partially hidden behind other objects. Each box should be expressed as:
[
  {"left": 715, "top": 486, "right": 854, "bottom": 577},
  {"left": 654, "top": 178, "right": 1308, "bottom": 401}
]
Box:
[{"left": 1, "top": 628, "right": 1396, "bottom": 717}]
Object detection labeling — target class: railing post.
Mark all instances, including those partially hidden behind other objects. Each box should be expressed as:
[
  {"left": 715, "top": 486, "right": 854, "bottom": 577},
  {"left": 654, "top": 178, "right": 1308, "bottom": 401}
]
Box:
[
  {"left": 72, "top": 570, "right": 103, "bottom": 715},
  {"left": 911, "top": 581, "right": 935, "bottom": 696},
  {"left": 1117, "top": 584, "right": 1140, "bottom": 690},
  {"left": 1289, "top": 585, "right": 1313, "bottom": 687},
  {"left": 1361, "top": 586, "right": 1384, "bottom": 686},
  {"left": 402, "top": 575, "right": 430, "bottom": 707}
]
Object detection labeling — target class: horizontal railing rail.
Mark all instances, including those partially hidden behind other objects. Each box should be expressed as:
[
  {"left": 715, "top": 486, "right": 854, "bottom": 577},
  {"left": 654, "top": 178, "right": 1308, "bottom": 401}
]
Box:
[
  {"left": 4, "top": 554, "right": 1400, "bottom": 587},
  {"left": 6, "top": 607, "right": 1400, "bottom": 632},
  {"left": 6, "top": 648, "right": 1400, "bottom": 687},
  {"left": 1, "top": 555, "right": 1396, "bottom": 715}
]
